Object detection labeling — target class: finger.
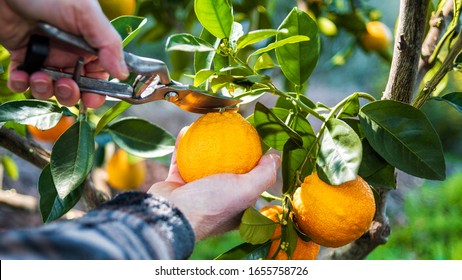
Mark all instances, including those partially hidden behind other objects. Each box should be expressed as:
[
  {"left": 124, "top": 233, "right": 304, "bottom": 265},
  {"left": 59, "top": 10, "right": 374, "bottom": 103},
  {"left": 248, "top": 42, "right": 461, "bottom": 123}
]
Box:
[
  {"left": 7, "top": 69, "right": 29, "bottom": 92},
  {"left": 81, "top": 93, "right": 106, "bottom": 108},
  {"left": 165, "top": 126, "right": 189, "bottom": 184},
  {"left": 29, "top": 72, "right": 54, "bottom": 100},
  {"left": 54, "top": 78, "right": 80, "bottom": 106}
]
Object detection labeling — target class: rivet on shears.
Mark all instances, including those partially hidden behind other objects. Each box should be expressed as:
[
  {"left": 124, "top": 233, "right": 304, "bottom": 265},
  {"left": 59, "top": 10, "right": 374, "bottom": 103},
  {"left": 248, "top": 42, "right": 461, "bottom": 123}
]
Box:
[{"left": 164, "top": 92, "right": 180, "bottom": 103}]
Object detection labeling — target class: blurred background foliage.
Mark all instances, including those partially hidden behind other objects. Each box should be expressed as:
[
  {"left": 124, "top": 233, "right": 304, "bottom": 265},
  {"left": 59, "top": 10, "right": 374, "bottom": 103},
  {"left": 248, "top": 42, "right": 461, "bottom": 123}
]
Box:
[{"left": 1, "top": 0, "right": 461, "bottom": 259}]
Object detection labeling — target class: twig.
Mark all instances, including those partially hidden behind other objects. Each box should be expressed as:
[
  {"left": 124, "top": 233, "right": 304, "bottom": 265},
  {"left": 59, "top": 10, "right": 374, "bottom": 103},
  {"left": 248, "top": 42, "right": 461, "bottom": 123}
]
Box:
[
  {"left": 413, "top": 33, "right": 462, "bottom": 108},
  {"left": 417, "top": 0, "right": 456, "bottom": 86},
  {"left": 0, "top": 127, "right": 50, "bottom": 169}
]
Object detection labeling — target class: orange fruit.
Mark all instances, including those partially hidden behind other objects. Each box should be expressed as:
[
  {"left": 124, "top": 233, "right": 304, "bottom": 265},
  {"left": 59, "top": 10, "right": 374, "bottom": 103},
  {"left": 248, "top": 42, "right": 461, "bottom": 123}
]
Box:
[
  {"left": 260, "top": 205, "right": 320, "bottom": 260},
  {"left": 359, "top": 21, "right": 392, "bottom": 52},
  {"left": 27, "top": 115, "right": 75, "bottom": 143},
  {"left": 293, "top": 173, "right": 376, "bottom": 248},
  {"left": 106, "top": 149, "right": 146, "bottom": 190},
  {"left": 176, "top": 111, "right": 262, "bottom": 183},
  {"left": 98, "top": 0, "right": 136, "bottom": 20}
]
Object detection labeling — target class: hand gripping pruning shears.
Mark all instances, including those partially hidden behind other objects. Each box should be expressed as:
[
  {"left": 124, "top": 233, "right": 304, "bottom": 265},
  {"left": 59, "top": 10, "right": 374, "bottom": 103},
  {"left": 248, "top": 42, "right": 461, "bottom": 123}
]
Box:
[{"left": 20, "top": 22, "right": 239, "bottom": 114}]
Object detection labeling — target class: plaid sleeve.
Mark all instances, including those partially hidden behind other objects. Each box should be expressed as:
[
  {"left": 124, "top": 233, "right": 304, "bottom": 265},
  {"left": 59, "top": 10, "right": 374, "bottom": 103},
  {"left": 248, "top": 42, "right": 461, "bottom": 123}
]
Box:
[{"left": 0, "top": 192, "right": 195, "bottom": 260}]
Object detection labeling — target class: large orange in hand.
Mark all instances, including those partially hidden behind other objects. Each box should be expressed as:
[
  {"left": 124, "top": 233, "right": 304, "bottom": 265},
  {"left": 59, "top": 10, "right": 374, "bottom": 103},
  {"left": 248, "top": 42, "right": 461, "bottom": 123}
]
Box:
[
  {"left": 176, "top": 111, "right": 262, "bottom": 183},
  {"left": 27, "top": 115, "right": 75, "bottom": 143}
]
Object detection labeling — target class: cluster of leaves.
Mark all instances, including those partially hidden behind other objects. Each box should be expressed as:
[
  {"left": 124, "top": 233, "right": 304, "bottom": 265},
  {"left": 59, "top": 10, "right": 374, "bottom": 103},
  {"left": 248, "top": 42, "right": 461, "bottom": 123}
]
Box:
[
  {"left": 162, "top": 0, "right": 451, "bottom": 259},
  {"left": 0, "top": 16, "right": 176, "bottom": 222}
]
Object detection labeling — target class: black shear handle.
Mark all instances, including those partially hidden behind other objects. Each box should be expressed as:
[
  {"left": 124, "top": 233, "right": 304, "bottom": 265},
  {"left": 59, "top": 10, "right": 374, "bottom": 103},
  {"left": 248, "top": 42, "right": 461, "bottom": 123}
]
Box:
[{"left": 18, "top": 34, "right": 50, "bottom": 75}]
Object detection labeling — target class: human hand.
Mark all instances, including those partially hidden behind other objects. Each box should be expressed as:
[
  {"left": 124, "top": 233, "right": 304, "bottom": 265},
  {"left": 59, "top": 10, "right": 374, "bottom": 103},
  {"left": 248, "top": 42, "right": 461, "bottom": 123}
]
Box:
[
  {"left": 149, "top": 128, "right": 281, "bottom": 241},
  {"left": 0, "top": 0, "right": 129, "bottom": 108}
]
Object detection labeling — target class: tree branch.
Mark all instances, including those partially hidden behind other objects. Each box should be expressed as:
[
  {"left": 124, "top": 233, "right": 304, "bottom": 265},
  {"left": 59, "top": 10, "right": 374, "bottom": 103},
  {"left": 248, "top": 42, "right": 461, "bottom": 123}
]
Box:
[
  {"left": 416, "top": 0, "right": 456, "bottom": 86},
  {"left": 325, "top": 0, "right": 430, "bottom": 260},
  {"left": 383, "top": 0, "right": 430, "bottom": 103},
  {"left": 0, "top": 126, "right": 50, "bottom": 169}
]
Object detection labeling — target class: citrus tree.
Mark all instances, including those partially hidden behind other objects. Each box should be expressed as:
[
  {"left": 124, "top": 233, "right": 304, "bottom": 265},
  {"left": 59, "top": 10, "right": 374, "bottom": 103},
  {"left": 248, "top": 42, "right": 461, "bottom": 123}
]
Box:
[{"left": 1, "top": 0, "right": 462, "bottom": 259}]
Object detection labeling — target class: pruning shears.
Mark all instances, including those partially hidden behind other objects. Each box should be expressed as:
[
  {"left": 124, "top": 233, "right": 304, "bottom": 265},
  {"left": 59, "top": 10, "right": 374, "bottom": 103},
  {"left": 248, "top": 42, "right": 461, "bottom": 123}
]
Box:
[{"left": 20, "top": 22, "right": 239, "bottom": 114}]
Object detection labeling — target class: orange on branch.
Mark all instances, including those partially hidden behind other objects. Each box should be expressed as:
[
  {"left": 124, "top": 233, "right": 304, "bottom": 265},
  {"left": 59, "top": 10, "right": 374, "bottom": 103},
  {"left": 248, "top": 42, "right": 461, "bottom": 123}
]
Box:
[
  {"left": 27, "top": 115, "right": 75, "bottom": 143},
  {"left": 359, "top": 21, "right": 392, "bottom": 52},
  {"left": 98, "top": 0, "right": 136, "bottom": 20},
  {"left": 293, "top": 173, "right": 376, "bottom": 248},
  {"left": 106, "top": 149, "right": 147, "bottom": 190}
]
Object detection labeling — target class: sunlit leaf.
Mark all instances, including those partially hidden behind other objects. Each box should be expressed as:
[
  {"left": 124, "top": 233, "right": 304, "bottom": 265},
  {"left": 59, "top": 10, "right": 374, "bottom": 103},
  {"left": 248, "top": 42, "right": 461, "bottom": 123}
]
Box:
[
  {"left": 359, "top": 100, "right": 446, "bottom": 180},
  {"left": 253, "top": 53, "right": 278, "bottom": 72},
  {"left": 194, "top": 28, "right": 220, "bottom": 73},
  {"left": 107, "top": 117, "right": 175, "bottom": 158},
  {"left": 111, "top": 16, "right": 147, "bottom": 47},
  {"left": 166, "top": 33, "right": 215, "bottom": 52},
  {"left": 338, "top": 92, "right": 361, "bottom": 118},
  {"left": 236, "top": 29, "right": 282, "bottom": 50},
  {"left": 248, "top": 35, "right": 310, "bottom": 60},
  {"left": 0, "top": 100, "right": 63, "bottom": 129},
  {"left": 50, "top": 120, "right": 94, "bottom": 199},
  {"left": 276, "top": 7, "right": 320, "bottom": 86},
  {"left": 95, "top": 101, "right": 132, "bottom": 135},
  {"left": 317, "top": 118, "right": 362, "bottom": 185},
  {"left": 240, "top": 207, "right": 277, "bottom": 245},
  {"left": 194, "top": 0, "right": 233, "bottom": 39}
]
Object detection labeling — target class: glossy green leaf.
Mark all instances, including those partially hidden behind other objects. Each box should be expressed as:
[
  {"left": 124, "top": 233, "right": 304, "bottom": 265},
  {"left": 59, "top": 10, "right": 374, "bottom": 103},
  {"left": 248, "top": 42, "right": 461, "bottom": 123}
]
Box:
[
  {"left": 240, "top": 207, "right": 277, "bottom": 245},
  {"left": 111, "top": 16, "right": 147, "bottom": 47},
  {"left": 50, "top": 120, "right": 94, "bottom": 200},
  {"left": 435, "top": 92, "right": 462, "bottom": 113},
  {"left": 276, "top": 7, "right": 320, "bottom": 86},
  {"left": 363, "top": 164, "right": 396, "bottom": 190},
  {"left": 194, "top": 69, "right": 215, "bottom": 87},
  {"left": 215, "top": 242, "right": 271, "bottom": 260},
  {"left": 236, "top": 29, "right": 281, "bottom": 50},
  {"left": 317, "top": 118, "right": 362, "bottom": 185},
  {"left": 359, "top": 100, "right": 446, "bottom": 180},
  {"left": 108, "top": 117, "right": 175, "bottom": 158},
  {"left": 275, "top": 93, "right": 316, "bottom": 118},
  {"left": 0, "top": 100, "right": 63, "bottom": 129},
  {"left": 194, "top": 28, "right": 219, "bottom": 73},
  {"left": 254, "top": 103, "right": 303, "bottom": 150},
  {"left": 253, "top": 53, "right": 278, "bottom": 72},
  {"left": 248, "top": 35, "right": 309, "bottom": 60},
  {"left": 39, "top": 164, "right": 84, "bottom": 223},
  {"left": 338, "top": 92, "right": 361, "bottom": 118},
  {"left": 281, "top": 217, "right": 299, "bottom": 259},
  {"left": 358, "top": 139, "right": 387, "bottom": 178},
  {"left": 194, "top": 0, "right": 233, "bottom": 39},
  {"left": 165, "top": 33, "right": 215, "bottom": 52},
  {"left": 94, "top": 101, "right": 132, "bottom": 135},
  {"left": 282, "top": 139, "right": 314, "bottom": 194}
]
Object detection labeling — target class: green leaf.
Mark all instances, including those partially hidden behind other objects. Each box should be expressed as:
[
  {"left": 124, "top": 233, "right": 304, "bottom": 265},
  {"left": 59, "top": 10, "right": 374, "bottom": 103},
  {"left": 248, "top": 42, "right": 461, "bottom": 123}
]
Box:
[
  {"left": 194, "top": 69, "right": 215, "bottom": 87},
  {"left": 253, "top": 53, "right": 278, "bottom": 72},
  {"left": 338, "top": 92, "right": 361, "bottom": 118},
  {"left": 236, "top": 29, "right": 282, "bottom": 50},
  {"left": 282, "top": 217, "right": 299, "bottom": 259},
  {"left": 275, "top": 7, "right": 320, "bottom": 86},
  {"left": 1, "top": 155, "right": 19, "bottom": 180},
  {"left": 194, "top": 28, "right": 220, "bottom": 73},
  {"left": 50, "top": 120, "right": 94, "bottom": 200},
  {"left": 165, "top": 33, "right": 215, "bottom": 52},
  {"left": 111, "top": 16, "right": 147, "bottom": 47},
  {"left": 359, "top": 100, "right": 446, "bottom": 180},
  {"left": 317, "top": 118, "right": 362, "bottom": 185},
  {"left": 254, "top": 103, "right": 303, "bottom": 150},
  {"left": 94, "top": 101, "right": 132, "bottom": 135},
  {"left": 363, "top": 164, "right": 396, "bottom": 190},
  {"left": 107, "top": 117, "right": 175, "bottom": 158},
  {"left": 282, "top": 140, "right": 314, "bottom": 194},
  {"left": 358, "top": 139, "right": 387, "bottom": 178},
  {"left": 248, "top": 35, "right": 310, "bottom": 60},
  {"left": 39, "top": 164, "right": 84, "bottom": 223},
  {"left": 215, "top": 242, "right": 271, "bottom": 260},
  {"left": 275, "top": 93, "right": 316, "bottom": 118},
  {"left": 194, "top": 0, "right": 234, "bottom": 39},
  {"left": 0, "top": 100, "right": 63, "bottom": 129},
  {"left": 240, "top": 207, "right": 277, "bottom": 245},
  {"left": 434, "top": 92, "right": 462, "bottom": 113}
]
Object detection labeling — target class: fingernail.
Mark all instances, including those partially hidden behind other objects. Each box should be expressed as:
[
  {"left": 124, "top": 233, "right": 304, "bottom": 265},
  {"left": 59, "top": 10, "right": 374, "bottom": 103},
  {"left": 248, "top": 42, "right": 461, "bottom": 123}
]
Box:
[
  {"left": 270, "top": 154, "right": 281, "bottom": 170},
  {"left": 119, "top": 60, "right": 129, "bottom": 79},
  {"left": 56, "top": 84, "right": 72, "bottom": 99},
  {"left": 31, "top": 80, "right": 50, "bottom": 94},
  {"left": 12, "top": 80, "right": 28, "bottom": 91}
]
